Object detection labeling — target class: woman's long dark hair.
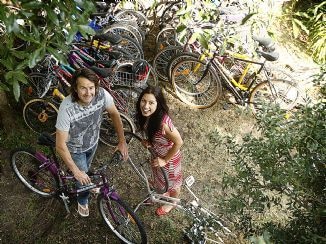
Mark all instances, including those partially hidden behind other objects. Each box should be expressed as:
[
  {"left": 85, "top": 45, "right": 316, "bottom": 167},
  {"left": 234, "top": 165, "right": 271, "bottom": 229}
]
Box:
[{"left": 136, "top": 86, "right": 169, "bottom": 143}]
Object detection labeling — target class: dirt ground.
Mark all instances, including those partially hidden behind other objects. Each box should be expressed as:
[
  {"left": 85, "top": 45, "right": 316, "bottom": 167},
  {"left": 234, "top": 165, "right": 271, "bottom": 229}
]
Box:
[
  {"left": 0, "top": 94, "right": 255, "bottom": 243},
  {"left": 0, "top": 11, "right": 321, "bottom": 244}
]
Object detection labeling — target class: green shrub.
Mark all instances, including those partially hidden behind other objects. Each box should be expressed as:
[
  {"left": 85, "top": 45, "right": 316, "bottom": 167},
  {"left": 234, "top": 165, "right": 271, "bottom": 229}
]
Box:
[
  {"left": 212, "top": 83, "right": 326, "bottom": 242},
  {"left": 284, "top": 0, "right": 326, "bottom": 64}
]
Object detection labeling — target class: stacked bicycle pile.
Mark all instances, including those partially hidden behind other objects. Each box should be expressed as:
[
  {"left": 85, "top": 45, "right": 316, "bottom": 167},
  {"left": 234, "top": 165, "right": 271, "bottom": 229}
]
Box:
[
  {"left": 151, "top": 0, "right": 300, "bottom": 113},
  {"left": 20, "top": 2, "right": 157, "bottom": 146}
]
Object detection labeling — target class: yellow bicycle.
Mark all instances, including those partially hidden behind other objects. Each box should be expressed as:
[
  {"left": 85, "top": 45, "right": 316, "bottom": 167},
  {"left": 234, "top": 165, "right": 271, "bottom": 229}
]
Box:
[{"left": 170, "top": 36, "right": 300, "bottom": 112}]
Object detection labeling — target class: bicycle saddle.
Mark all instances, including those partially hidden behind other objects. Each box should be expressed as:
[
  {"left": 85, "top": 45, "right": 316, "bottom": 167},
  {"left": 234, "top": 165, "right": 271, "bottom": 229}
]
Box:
[
  {"left": 90, "top": 66, "right": 113, "bottom": 78},
  {"left": 253, "top": 36, "right": 275, "bottom": 52},
  {"left": 38, "top": 132, "right": 55, "bottom": 147},
  {"left": 95, "top": 59, "right": 117, "bottom": 68},
  {"left": 256, "top": 50, "right": 279, "bottom": 62},
  {"left": 105, "top": 50, "right": 122, "bottom": 61},
  {"left": 93, "top": 33, "right": 122, "bottom": 45}
]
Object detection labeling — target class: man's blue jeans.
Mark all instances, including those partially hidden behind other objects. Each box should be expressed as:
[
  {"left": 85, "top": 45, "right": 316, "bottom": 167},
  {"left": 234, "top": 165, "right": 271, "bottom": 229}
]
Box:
[{"left": 71, "top": 144, "right": 98, "bottom": 205}]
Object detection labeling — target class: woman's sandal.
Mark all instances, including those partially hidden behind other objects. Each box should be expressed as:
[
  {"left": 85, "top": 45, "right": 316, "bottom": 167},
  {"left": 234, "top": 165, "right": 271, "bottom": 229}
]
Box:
[
  {"left": 155, "top": 205, "right": 175, "bottom": 216},
  {"left": 78, "top": 203, "right": 89, "bottom": 217}
]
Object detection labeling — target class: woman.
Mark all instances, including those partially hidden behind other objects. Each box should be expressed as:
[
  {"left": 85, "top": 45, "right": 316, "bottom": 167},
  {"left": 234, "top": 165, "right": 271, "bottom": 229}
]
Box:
[{"left": 136, "top": 86, "right": 183, "bottom": 216}]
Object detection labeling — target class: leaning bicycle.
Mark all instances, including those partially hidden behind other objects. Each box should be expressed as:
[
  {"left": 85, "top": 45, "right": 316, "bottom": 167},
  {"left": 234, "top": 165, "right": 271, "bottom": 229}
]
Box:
[
  {"left": 125, "top": 132, "right": 234, "bottom": 243},
  {"left": 10, "top": 132, "right": 147, "bottom": 244},
  {"left": 170, "top": 36, "right": 300, "bottom": 112}
]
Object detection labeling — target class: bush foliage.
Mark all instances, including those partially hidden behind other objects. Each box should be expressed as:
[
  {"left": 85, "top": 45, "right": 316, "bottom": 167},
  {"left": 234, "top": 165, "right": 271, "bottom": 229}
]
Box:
[
  {"left": 284, "top": 0, "right": 326, "bottom": 64},
  {"left": 0, "top": 0, "right": 95, "bottom": 100},
  {"left": 212, "top": 84, "right": 325, "bottom": 242}
]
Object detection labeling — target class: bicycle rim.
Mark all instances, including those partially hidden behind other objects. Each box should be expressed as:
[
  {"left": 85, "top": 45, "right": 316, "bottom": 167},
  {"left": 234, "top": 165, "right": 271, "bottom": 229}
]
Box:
[
  {"left": 153, "top": 46, "right": 183, "bottom": 82},
  {"left": 249, "top": 79, "right": 300, "bottom": 114},
  {"left": 167, "top": 52, "right": 200, "bottom": 82},
  {"left": 20, "top": 73, "right": 49, "bottom": 104},
  {"left": 125, "top": 132, "right": 169, "bottom": 194},
  {"left": 98, "top": 195, "right": 147, "bottom": 244},
  {"left": 171, "top": 59, "right": 222, "bottom": 109},
  {"left": 113, "top": 86, "right": 141, "bottom": 122},
  {"left": 103, "top": 24, "right": 142, "bottom": 46},
  {"left": 117, "top": 35, "right": 144, "bottom": 60},
  {"left": 99, "top": 112, "right": 135, "bottom": 147},
  {"left": 23, "top": 99, "right": 58, "bottom": 134},
  {"left": 11, "top": 149, "right": 58, "bottom": 197}
]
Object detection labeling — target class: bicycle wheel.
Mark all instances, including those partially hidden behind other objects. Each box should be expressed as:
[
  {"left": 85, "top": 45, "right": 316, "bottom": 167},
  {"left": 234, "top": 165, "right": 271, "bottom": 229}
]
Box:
[
  {"left": 155, "top": 27, "right": 178, "bottom": 51},
  {"left": 99, "top": 112, "right": 135, "bottom": 147},
  {"left": 23, "top": 99, "right": 58, "bottom": 134},
  {"left": 20, "top": 73, "right": 51, "bottom": 104},
  {"left": 114, "top": 9, "right": 148, "bottom": 34},
  {"left": 98, "top": 195, "right": 147, "bottom": 244},
  {"left": 171, "top": 59, "right": 222, "bottom": 109},
  {"left": 249, "top": 79, "right": 300, "bottom": 114},
  {"left": 167, "top": 52, "right": 200, "bottom": 82},
  {"left": 125, "top": 132, "right": 169, "bottom": 194},
  {"left": 113, "top": 86, "right": 141, "bottom": 121},
  {"left": 115, "top": 35, "right": 144, "bottom": 60},
  {"left": 103, "top": 23, "right": 143, "bottom": 45},
  {"left": 153, "top": 46, "right": 183, "bottom": 82},
  {"left": 10, "top": 148, "right": 58, "bottom": 197},
  {"left": 185, "top": 205, "right": 233, "bottom": 243}
]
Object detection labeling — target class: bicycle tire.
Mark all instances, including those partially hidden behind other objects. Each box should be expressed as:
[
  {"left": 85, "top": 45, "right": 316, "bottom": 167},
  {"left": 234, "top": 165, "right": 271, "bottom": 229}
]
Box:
[
  {"left": 153, "top": 46, "right": 184, "bottom": 82},
  {"left": 167, "top": 52, "right": 200, "bottom": 82},
  {"left": 125, "top": 132, "right": 169, "bottom": 194},
  {"left": 103, "top": 23, "right": 143, "bottom": 46},
  {"left": 116, "top": 34, "right": 144, "bottom": 60},
  {"left": 99, "top": 112, "right": 135, "bottom": 147},
  {"left": 23, "top": 99, "right": 58, "bottom": 134},
  {"left": 114, "top": 1, "right": 146, "bottom": 13},
  {"left": 155, "top": 27, "right": 178, "bottom": 52},
  {"left": 114, "top": 9, "right": 148, "bottom": 34},
  {"left": 10, "top": 148, "right": 58, "bottom": 197},
  {"left": 159, "top": 1, "right": 182, "bottom": 28},
  {"left": 171, "top": 59, "right": 222, "bottom": 109},
  {"left": 20, "top": 73, "right": 51, "bottom": 104},
  {"left": 98, "top": 195, "right": 147, "bottom": 244},
  {"left": 249, "top": 79, "right": 300, "bottom": 114},
  {"left": 113, "top": 86, "right": 141, "bottom": 121}
]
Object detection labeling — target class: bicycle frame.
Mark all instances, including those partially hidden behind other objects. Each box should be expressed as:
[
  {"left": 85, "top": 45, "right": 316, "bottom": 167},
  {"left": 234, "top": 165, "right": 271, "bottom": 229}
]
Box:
[
  {"left": 198, "top": 51, "right": 271, "bottom": 105},
  {"left": 129, "top": 162, "right": 233, "bottom": 242},
  {"left": 33, "top": 147, "right": 120, "bottom": 214}
]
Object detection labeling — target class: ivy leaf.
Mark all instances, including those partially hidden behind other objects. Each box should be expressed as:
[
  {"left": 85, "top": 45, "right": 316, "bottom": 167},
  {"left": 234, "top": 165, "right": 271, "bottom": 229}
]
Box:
[
  {"left": 198, "top": 34, "right": 209, "bottom": 50},
  {"left": 12, "top": 79, "right": 20, "bottom": 102},
  {"left": 21, "top": 1, "right": 43, "bottom": 9},
  {"left": 28, "top": 47, "right": 44, "bottom": 68},
  {"left": 241, "top": 12, "right": 257, "bottom": 25},
  {"left": 176, "top": 24, "right": 187, "bottom": 33},
  {"left": 46, "top": 8, "right": 60, "bottom": 26},
  {"left": 46, "top": 46, "right": 68, "bottom": 65},
  {"left": 77, "top": 24, "right": 95, "bottom": 39}
]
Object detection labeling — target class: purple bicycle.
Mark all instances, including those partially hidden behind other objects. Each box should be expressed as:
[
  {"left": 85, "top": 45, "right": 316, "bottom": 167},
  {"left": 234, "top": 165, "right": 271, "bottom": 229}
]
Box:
[{"left": 10, "top": 132, "right": 147, "bottom": 244}]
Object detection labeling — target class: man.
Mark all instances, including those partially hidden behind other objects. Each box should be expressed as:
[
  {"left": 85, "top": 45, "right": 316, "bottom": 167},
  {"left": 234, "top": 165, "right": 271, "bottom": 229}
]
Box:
[{"left": 55, "top": 68, "right": 128, "bottom": 217}]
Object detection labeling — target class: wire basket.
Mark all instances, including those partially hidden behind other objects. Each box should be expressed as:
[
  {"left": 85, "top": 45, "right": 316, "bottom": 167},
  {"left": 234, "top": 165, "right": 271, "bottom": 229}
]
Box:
[{"left": 110, "top": 70, "right": 149, "bottom": 88}]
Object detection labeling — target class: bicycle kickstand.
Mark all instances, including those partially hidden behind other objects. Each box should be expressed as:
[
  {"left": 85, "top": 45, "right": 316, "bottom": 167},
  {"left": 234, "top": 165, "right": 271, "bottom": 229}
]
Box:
[{"left": 59, "top": 193, "right": 71, "bottom": 214}]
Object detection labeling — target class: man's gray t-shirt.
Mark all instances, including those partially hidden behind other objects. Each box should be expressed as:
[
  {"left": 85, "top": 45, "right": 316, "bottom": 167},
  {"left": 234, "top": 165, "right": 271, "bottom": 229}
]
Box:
[{"left": 55, "top": 87, "right": 114, "bottom": 153}]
